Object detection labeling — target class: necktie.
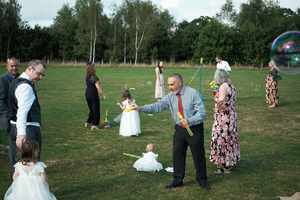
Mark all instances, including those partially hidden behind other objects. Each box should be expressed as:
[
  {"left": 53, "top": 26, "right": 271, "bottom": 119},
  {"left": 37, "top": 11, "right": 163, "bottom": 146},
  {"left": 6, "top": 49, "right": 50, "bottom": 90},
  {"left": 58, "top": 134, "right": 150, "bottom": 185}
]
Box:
[{"left": 176, "top": 93, "right": 184, "bottom": 118}]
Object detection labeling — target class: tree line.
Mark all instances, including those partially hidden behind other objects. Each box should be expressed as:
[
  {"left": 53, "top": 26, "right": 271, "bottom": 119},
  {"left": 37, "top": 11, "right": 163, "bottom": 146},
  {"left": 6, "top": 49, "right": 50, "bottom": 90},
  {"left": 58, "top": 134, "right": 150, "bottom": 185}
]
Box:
[{"left": 0, "top": 0, "right": 299, "bottom": 67}]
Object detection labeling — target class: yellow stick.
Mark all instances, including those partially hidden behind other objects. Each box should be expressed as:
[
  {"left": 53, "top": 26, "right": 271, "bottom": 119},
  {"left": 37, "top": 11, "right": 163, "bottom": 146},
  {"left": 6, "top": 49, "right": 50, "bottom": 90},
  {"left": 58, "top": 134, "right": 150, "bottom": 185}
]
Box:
[
  {"left": 177, "top": 112, "right": 194, "bottom": 136},
  {"left": 123, "top": 153, "right": 141, "bottom": 159}
]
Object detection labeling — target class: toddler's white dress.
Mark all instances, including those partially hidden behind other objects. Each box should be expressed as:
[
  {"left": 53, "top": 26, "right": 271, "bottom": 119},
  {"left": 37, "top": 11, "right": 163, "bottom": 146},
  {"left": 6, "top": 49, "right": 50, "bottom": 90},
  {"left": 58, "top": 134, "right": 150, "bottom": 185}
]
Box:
[
  {"left": 4, "top": 162, "right": 57, "bottom": 200},
  {"left": 133, "top": 152, "right": 163, "bottom": 172},
  {"left": 119, "top": 99, "right": 141, "bottom": 136}
]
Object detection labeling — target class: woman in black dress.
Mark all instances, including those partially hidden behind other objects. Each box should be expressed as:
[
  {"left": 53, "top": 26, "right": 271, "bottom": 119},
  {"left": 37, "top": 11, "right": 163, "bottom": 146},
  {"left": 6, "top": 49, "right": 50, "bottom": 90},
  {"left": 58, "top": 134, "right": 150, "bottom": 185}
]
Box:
[{"left": 85, "top": 62, "right": 104, "bottom": 130}]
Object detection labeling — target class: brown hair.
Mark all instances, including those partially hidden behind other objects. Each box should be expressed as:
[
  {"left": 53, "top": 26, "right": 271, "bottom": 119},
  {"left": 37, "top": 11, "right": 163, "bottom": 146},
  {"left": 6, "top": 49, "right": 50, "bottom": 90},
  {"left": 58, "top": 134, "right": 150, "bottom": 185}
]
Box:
[
  {"left": 7, "top": 57, "right": 18, "bottom": 64},
  {"left": 157, "top": 61, "right": 163, "bottom": 74},
  {"left": 20, "top": 139, "right": 39, "bottom": 165},
  {"left": 122, "top": 89, "right": 132, "bottom": 100},
  {"left": 86, "top": 62, "right": 96, "bottom": 80}
]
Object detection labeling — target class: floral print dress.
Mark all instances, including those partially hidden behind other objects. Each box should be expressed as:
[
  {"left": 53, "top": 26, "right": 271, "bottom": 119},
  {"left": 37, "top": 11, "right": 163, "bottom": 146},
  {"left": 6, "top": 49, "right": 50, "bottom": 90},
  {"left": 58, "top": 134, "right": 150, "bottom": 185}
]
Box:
[
  {"left": 209, "top": 83, "right": 240, "bottom": 168},
  {"left": 265, "top": 69, "right": 279, "bottom": 106}
]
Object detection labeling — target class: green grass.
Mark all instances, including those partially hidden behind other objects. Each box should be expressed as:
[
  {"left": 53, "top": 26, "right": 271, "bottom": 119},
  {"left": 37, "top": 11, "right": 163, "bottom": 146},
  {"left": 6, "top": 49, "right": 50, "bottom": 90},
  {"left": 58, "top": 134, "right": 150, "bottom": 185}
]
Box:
[{"left": 0, "top": 66, "right": 299, "bottom": 200}]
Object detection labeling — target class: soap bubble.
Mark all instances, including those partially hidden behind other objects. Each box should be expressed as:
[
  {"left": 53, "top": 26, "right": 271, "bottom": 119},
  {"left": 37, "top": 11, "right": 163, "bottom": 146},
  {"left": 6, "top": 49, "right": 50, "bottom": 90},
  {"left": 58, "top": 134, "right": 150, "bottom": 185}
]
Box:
[{"left": 270, "top": 31, "right": 300, "bottom": 74}]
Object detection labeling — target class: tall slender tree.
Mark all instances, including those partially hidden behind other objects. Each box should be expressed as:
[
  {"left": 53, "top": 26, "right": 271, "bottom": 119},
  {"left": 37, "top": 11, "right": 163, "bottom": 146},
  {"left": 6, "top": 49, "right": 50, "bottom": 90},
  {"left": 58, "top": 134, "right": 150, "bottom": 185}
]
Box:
[{"left": 75, "top": 0, "right": 103, "bottom": 62}]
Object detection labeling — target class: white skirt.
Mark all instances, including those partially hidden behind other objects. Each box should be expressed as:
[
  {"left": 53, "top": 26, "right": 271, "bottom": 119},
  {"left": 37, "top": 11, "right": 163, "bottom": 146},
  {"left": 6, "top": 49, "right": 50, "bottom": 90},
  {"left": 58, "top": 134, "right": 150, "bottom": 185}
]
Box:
[
  {"left": 155, "top": 74, "right": 165, "bottom": 99},
  {"left": 4, "top": 176, "right": 57, "bottom": 200},
  {"left": 133, "top": 152, "right": 163, "bottom": 172},
  {"left": 119, "top": 110, "right": 141, "bottom": 136}
]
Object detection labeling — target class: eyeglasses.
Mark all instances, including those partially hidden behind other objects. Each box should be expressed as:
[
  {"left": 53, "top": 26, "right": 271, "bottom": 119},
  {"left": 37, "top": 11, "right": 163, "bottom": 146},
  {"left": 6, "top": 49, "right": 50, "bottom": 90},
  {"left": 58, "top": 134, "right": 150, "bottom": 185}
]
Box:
[{"left": 32, "top": 67, "right": 45, "bottom": 77}]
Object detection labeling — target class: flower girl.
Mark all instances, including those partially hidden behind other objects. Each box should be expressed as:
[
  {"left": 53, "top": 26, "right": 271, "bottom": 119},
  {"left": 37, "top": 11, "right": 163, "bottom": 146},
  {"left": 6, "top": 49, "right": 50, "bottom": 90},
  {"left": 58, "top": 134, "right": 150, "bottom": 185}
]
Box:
[
  {"left": 118, "top": 89, "right": 141, "bottom": 136},
  {"left": 4, "top": 139, "right": 57, "bottom": 200},
  {"left": 133, "top": 143, "right": 163, "bottom": 172}
]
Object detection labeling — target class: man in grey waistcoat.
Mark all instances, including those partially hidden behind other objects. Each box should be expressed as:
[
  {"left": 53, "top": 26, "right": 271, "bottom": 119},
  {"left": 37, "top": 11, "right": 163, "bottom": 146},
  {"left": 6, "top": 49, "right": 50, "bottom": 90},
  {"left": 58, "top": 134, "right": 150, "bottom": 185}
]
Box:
[{"left": 8, "top": 60, "right": 46, "bottom": 175}]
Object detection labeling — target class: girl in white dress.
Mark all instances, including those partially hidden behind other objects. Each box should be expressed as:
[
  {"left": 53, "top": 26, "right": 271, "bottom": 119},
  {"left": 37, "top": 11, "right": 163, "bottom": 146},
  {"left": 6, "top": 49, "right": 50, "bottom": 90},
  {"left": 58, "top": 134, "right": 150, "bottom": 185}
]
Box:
[
  {"left": 118, "top": 89, "right": 141, "bottom": 136},
  {"left": 154, "top": 61, "right": 165, "bottom": 99},
  {"left": 4, "top": 139, "right": 57, "bottom": 200},
  {"left": 133, "top": 143, "right": 163, "bottom": 172}
]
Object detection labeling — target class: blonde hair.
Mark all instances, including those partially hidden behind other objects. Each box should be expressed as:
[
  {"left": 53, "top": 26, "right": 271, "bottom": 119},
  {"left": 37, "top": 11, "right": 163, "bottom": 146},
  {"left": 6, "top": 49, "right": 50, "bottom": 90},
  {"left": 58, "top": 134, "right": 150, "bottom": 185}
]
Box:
[{"left": 146, "top": 143, "right": 155, "bottom": 152}]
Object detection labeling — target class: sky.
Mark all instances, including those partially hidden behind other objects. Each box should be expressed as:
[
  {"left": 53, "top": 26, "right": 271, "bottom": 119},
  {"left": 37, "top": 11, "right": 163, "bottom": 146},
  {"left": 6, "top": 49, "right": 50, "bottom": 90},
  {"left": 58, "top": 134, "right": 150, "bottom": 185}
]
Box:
[{"left": 19, "top": 0, "right": 299, "bottom": 27}]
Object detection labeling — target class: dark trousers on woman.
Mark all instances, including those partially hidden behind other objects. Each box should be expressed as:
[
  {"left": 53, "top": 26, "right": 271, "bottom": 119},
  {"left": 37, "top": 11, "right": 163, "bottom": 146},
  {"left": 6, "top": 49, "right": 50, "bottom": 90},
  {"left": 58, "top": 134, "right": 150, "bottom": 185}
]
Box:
[
  {"left": 86, "top": 97, "right": 100, "bottom": 126},
  {"left": 9, "top": 124, "right": 41, "bottom": 175},
  {"left": 173, "top": 123, "right": 207, "bottom": 184}
]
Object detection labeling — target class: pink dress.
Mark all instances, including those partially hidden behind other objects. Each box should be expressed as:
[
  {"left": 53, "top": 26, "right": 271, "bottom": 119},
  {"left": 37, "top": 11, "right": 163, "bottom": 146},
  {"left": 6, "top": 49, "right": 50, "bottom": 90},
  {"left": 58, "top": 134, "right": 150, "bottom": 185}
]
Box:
[
  {"left": 265, "top": 69, "right": 279, "bottom": 106},
  {"left": 209, "top": 83, "right": 240, "bottom": 168}
]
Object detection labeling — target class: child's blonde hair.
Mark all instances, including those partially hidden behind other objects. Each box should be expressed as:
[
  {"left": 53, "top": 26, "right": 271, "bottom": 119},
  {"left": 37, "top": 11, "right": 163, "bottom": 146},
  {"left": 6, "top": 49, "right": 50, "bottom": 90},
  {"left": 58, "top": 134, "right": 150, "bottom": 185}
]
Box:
[{"left": 146, "top": 143, "right": 155, "bottom": 152}]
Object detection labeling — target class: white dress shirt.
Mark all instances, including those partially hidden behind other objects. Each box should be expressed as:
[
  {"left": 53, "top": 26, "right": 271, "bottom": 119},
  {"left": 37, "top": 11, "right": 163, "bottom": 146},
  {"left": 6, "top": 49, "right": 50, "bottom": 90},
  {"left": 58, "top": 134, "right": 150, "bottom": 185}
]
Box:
[
  {"left": 216, "top": 60, "right": 231, "bottom": 72},
  {"left": 13, "top": 72, "right": 40, "bottom": 136}
]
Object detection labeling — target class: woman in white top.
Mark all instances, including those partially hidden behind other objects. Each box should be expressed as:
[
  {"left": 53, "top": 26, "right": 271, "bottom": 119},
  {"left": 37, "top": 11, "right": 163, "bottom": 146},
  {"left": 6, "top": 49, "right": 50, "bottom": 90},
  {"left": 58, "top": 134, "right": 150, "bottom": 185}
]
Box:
[{"left": 154, "top": 61, "right": 165, "bottom": 99}]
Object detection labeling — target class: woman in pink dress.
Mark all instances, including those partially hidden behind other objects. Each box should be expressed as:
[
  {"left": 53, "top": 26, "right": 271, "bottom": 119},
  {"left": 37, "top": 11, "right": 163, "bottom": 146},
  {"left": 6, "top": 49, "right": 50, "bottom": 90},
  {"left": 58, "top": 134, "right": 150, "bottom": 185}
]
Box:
[
  {"left": 209, "top": 69, "right": 240, "bottom": 174},
  {"left": 265, "top": 60, "right": 280, "bottom": 108}
]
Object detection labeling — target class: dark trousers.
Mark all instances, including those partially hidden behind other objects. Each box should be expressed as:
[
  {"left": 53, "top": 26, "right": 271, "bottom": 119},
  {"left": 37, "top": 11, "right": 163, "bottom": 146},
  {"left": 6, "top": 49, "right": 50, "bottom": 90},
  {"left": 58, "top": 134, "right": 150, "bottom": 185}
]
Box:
[
  {"left": 9, "top": 124, "right": 41, "bottom": 175},
  {"left": 173, "top": 123, "right": 207, "bottom": 183},
  {"left": 86, "top": 97, "right": 100, "bottom": 126}
]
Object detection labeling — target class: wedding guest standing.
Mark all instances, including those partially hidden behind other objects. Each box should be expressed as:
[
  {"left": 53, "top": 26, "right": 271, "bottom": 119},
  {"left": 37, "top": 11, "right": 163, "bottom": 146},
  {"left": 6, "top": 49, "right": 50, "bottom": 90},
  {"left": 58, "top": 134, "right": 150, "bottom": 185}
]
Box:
[
  {"left": 84, "top": 62, "right": 104, "bottom": 130},
  {"left": 209, "top": 69, "right": 240, "bottom": 174},
  {"left": 265, "top": 60, "right": 280, "bottom": 108},
  {"left": 154, "top": 61, "right": 165, "bottom": 100}
]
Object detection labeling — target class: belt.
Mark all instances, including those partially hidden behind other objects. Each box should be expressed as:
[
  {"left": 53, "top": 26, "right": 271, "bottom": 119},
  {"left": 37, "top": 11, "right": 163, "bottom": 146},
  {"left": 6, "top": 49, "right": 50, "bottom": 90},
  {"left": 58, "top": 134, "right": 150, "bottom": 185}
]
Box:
[{"left": 10, "top": 120, "right": 40, "bottom": 127}]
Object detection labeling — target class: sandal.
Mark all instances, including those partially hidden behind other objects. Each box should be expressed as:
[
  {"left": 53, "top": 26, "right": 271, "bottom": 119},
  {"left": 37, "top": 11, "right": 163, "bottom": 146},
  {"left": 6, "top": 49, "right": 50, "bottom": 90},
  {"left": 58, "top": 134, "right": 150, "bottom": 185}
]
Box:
[{"left": 268, "top": 104, "right": 276, "bottom": 108}]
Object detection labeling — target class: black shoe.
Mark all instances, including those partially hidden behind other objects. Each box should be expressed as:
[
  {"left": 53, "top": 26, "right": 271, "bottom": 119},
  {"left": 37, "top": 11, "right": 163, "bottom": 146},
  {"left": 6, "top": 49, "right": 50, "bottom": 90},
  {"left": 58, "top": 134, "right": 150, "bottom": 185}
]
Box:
[
  {"left": 165, "top": 180, "right": 183, "bottom": 189},
  {"left": 198, "top": 180, "right": 210, "bottom": 190}
]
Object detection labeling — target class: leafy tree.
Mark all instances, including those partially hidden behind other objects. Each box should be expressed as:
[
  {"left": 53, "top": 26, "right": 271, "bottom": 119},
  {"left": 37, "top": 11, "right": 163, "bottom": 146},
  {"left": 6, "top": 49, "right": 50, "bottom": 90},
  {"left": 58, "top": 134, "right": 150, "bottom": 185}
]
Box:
[
  {"left": 14, "top": 25, "right": 52, "bottom": 61},
  {"left": 236, "top": 0, "right": 300, "bottom": 66},
  {"left": 52, "top": 4, "right": 78, "bottom": 62},
  {"left": 0, "top": 0, "right": 21, "bottom": 60},
  {"left": 74, "top": 0, "right": 104, "bottom": 62},
  {"left": 149, "top": 9, "right": 175, "bottom": 62},
  {"left": 216, "top": 0, "right": 237, "bottom": 26},
  {"left": 172, "top": 17, "right": 211, "bottom": 63},
  {"left": 193, "top": 18, "right": 238, "bottom": 64}
]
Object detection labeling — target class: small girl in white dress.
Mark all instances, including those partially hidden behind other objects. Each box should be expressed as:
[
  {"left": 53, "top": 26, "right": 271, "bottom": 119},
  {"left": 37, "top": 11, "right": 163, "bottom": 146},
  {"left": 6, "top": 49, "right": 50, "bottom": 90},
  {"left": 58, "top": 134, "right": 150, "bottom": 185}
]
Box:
[
  {"left": 133, "top": 143, "right": 163, "bottom": 172},
  {"left": 118, "top": 89, "right": 141, "bottom": 136},
  {"left": 4, "top": 139, "right": 57, "bottom": 200}
]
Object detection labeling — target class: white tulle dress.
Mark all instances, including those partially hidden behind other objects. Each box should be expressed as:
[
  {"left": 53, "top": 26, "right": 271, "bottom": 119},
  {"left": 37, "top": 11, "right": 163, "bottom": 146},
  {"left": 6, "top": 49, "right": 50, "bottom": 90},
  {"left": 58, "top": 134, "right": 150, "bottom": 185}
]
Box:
[
  {"left": 119, "top": 99, "right": 141, "bottom": 137},
  {"left": 133, "top": 152, "right": 163, "bottom": 172},
  {"left": 4, "top": 162, "right": 57, "bottom": 200}
]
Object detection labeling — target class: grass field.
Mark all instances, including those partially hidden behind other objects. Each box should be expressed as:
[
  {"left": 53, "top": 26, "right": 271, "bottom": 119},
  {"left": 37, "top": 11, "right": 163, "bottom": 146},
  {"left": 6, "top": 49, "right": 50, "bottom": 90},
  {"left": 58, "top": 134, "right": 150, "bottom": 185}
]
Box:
[{"left": 0, "top": 66, "right": 299, "bottom": 200}]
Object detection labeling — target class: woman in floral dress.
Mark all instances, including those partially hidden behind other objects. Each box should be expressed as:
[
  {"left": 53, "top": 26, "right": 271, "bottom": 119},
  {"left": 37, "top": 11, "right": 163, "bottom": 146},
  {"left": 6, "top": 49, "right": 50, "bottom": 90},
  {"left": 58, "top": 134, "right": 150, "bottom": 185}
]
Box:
[
  {"left": 209, "top": 69, "right": 240, "bottom": 174},
  {"left": 265, "top": 60, "right": 280, "bottom": 108}
]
